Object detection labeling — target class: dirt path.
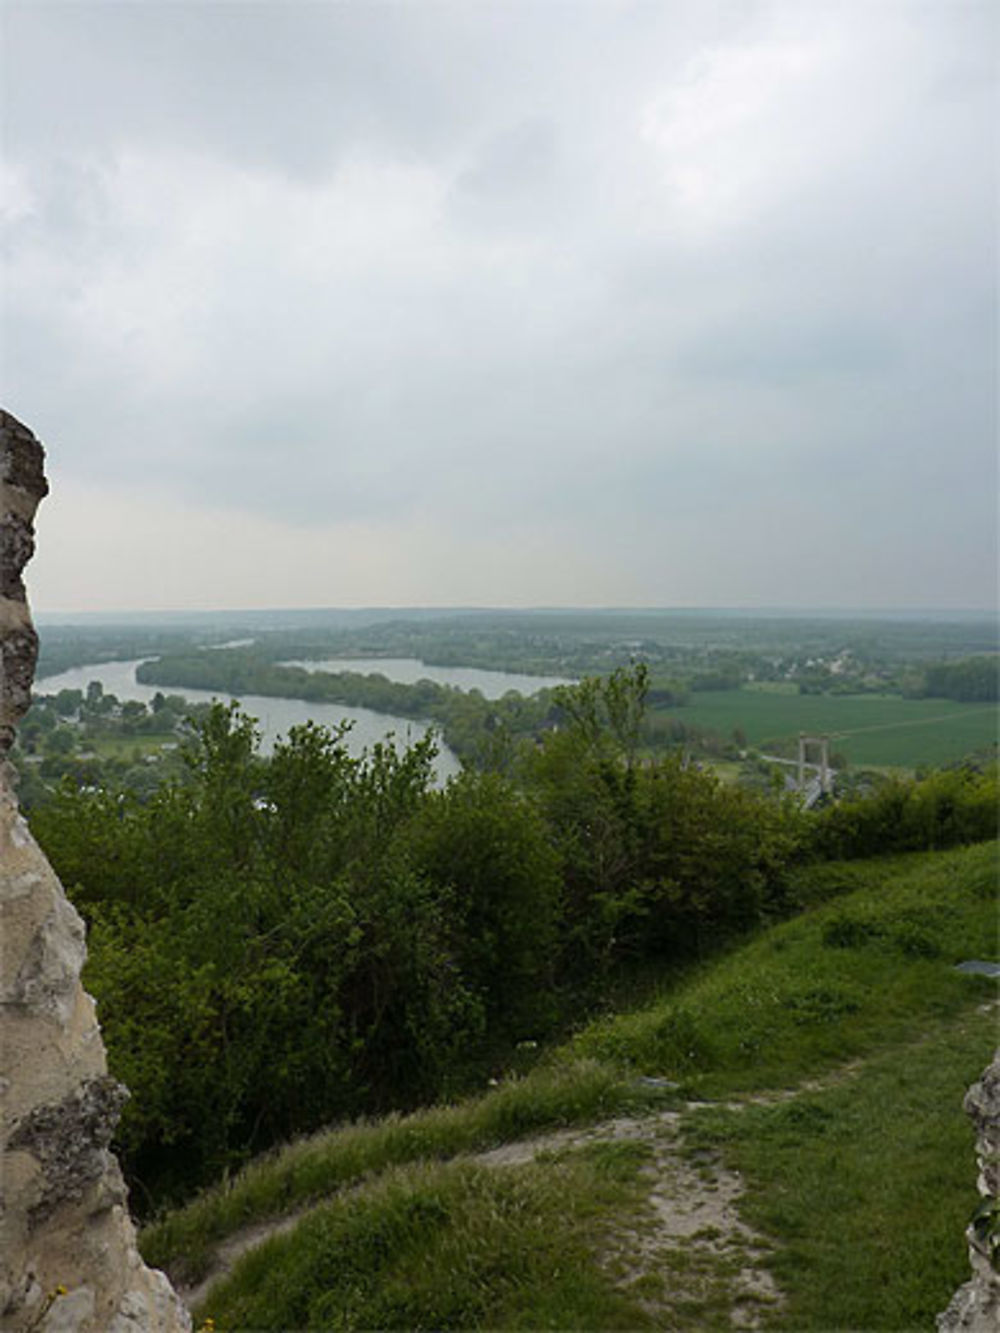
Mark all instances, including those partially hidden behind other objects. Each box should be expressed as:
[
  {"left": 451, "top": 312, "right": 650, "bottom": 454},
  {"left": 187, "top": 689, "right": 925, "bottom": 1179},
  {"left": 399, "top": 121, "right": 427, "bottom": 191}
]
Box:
[
  {"left": 602, "top": 1112, "right": 782, "bottom": 1329},
  {"left": 477, "top": 1107, "right": 783, "bottom": 1328},
  {"left": 177, "top": 1205, "right": 316, "bottom": 1311},
  {"left": 178, "top": 1094, "right": 795, "bottom": 1323}
]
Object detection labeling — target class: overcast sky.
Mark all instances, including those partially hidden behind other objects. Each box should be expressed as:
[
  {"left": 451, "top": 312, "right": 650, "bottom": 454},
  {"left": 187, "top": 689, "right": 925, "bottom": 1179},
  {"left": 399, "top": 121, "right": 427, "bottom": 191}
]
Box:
[{"left": 2, "top": 0, "right": 996, "bottom": 613}]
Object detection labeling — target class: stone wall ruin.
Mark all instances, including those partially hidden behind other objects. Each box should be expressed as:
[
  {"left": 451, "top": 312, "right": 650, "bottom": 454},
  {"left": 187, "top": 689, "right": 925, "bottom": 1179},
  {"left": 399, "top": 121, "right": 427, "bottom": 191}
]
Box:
[
  {"left": 937, "top": 1049, "right": 1000, "bottom": 1332},
  {"left": 0, "top": 410, "right": 190, "bottom": 1331}
]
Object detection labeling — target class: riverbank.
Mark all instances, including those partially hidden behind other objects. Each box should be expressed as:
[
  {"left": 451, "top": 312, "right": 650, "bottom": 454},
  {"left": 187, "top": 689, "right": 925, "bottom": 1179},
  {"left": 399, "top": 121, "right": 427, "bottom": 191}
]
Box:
[{"left": 36, "top": 658, "right": 462, "bottom": 782}]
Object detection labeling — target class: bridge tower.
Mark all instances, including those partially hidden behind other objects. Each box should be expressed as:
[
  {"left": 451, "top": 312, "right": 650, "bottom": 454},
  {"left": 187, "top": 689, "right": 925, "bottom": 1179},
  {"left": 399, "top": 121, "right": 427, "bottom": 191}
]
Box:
[{"left": 797, "top": 732, "right": 833, "bottom": 796}]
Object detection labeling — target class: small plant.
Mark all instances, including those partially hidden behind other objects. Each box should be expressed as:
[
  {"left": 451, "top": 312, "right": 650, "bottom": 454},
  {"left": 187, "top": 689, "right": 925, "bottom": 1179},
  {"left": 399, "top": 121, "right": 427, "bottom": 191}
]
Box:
[
  {"left": 822, "top": 914, "right": 886, "bottom": 948},
  {"left": 783, "top": 984, "right": 862, "bottom": 1026},
  {"left": 891, "top": 921, "right": 941, "bottom": 959},
  {"left": 970, "top": 1195, "right": 1000, "bottom": 1272},
  {"left": 26, "top": 1286, "right": 68, "bottom": 1332}
]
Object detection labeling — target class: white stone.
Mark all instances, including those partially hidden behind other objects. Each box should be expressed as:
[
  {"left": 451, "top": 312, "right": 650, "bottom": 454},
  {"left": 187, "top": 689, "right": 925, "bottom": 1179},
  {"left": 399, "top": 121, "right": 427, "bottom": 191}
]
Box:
[{"left": 1, "top": 412, "right": 190, "bottom": 1330}]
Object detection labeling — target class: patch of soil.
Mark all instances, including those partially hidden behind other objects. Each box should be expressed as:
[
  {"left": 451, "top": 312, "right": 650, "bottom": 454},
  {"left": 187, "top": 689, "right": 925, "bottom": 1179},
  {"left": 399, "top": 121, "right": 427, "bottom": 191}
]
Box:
[
  {"left": 601, "top": 1114, "right": 781, "bottom": 1328},
  {"left": 177, "top": 1205, "right": 313, "bottom": 1310}
]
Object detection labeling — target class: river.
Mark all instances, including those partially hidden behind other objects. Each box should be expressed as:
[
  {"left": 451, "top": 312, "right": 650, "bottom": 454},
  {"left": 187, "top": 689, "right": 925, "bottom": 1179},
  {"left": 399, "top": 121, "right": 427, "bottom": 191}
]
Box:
[
  {"left": 35, "top": 659, "right": 461, "bottom": 782},
  {"left": 34, "top": 658, "right": 568, "bottom": 785},
  {"left": 278, "top": 656, "right": 571, "bottom": 697}
]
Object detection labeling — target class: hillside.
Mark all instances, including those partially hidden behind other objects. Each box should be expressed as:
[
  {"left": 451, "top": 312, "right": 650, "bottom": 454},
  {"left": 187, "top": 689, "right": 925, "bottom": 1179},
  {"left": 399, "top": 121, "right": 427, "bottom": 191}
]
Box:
[{"left": 143, "top": 840, "right": 998, "bottom": 1331}]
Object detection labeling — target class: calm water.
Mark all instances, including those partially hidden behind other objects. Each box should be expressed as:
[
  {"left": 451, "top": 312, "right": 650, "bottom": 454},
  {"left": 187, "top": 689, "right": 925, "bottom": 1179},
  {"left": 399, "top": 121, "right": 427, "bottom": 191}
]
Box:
[
  {"left": 35, "top": 659, "right": 462, "bottom": 783},
  {"left": 279, "top": 656, "right": 571, "bottom": 697}
]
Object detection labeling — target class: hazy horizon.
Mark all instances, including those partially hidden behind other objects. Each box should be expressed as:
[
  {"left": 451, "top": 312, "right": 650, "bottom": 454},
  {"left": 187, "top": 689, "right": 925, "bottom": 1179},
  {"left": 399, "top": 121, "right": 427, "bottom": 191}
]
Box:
[
  {"left": 33, "top": 603, "right": 1000, "bottom": 627},
  {"left": 4, "top": 1, "right": 997, "bottom": 615}
]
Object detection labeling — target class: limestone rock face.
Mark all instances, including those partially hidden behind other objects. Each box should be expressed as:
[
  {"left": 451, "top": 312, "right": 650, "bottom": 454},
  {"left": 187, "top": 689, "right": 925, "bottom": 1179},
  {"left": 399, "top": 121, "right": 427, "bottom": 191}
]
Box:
[
  {"left": 0, "top": 412, "right": 190, "bottom": 1331},
  {"left": 937, "top": 1049, "right": 1000, "bottom": 1332},
  {"left": 0, "top": 410, "right": 47, "bottom": 760}
]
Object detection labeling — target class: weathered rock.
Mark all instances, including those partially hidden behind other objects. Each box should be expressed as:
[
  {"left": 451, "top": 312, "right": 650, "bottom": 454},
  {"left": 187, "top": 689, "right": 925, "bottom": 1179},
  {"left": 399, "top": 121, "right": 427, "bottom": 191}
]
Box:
[
  {"left": 0, "top": 411, "right": 190, "bottom": 1331},
  {"left": 937, "top": 1049, "right": 1000, "bottom": 1332},
  {"left": 9, "top": 1077, "right": 131, "bottom": 1227},
  {"left": 0, "top": 411, "right": 47, "bottom": 760}
]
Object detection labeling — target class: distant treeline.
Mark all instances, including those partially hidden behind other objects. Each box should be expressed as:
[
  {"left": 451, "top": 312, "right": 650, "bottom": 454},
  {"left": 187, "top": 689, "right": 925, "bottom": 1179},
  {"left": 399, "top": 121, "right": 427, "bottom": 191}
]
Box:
[
  {"left": 919, "top": 656, "right": 999, "bottom": 702},
  {"left": 36, "top": 608, "right": 1000, "bottom": 697},
  {"left": 245, "top": 608, "right": 1000, "bottom": 664},
  {"left": 35, "top": 627, "right": 207, "bottom": 679}
]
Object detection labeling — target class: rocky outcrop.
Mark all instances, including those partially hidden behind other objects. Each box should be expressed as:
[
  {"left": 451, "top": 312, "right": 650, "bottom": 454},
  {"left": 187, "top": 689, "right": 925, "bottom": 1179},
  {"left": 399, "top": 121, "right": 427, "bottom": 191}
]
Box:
[
  {"left": 937, "top": 1050, "right": 1000, "bottom": 1332},
  {"left": 0, "top": 411, "right": 189, "bottom": 1331},
  {"left": 0, "top": 411, "right": 47, "bottom": 760}
]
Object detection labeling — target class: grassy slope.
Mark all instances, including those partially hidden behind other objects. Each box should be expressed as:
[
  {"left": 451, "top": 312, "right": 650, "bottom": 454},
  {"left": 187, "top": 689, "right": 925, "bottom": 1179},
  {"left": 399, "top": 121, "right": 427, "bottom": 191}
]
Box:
[
  {"left": 684, "top": 1005, "right": 996, "bottom": 1330},
  {"left": 146, "top": 841, "right": 998, "bottom": 1330},
  {"left": 200, "top": 1146, "right": 660, "bottom": 1332},
  {"left": 141, "top": 1060, "right": 672, "bottom": 1284},
  {"left": 658, "top": 689, "right": 998, "bottom": 766},
  {"left": 572, "top": 842, "right": 997, "bottom": 1096}
]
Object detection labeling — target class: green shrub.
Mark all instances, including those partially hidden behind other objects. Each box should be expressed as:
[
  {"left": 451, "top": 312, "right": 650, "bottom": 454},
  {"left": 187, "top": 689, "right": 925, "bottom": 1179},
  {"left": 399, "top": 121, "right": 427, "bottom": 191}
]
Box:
[
  {"left": 409, "top": 771, "right": 563, "bottom": 1039},
  {"left": 812, "top": 764, "right": 998, "bottom": 860},
  {"left": 821, "top": 914, "right": 887, "bottom": 948}
]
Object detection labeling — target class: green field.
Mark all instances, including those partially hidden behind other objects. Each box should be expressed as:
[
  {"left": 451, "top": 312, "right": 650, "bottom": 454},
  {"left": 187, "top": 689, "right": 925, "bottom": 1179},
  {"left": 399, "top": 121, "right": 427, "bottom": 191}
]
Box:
[
  {"left": 87, "top": 734, "right": 177, "bottom": 761},
  {"left": 661, "top": 690, "right": 998, "bottom": 768}
]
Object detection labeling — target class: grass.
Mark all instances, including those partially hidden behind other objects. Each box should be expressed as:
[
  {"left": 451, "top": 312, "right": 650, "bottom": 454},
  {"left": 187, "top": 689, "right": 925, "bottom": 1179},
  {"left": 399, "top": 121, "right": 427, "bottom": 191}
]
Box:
[
  {"left": 140, "top": 1059, "right": 675, "bottom": 1283},
  {"left": 657, "top": 688, "right": 998, "bottom": 767},
  {"left": 146, "top": 840, "right": 998, "bottom": 1327},
  {"left": 681, "top": 1005, "right": 996, "bottom": 1329},
  {"left": 86, "top": 733, "right": 176, "bottom": 761},
  {"left": 702, "top": 759, "right": 743, "bottom": 784},
  {"left": 197, "top": 1144, "right": 657, "bottom": 1331},
  {"left": 572, "top": 841, "right": 997, "bottom": 1098}
]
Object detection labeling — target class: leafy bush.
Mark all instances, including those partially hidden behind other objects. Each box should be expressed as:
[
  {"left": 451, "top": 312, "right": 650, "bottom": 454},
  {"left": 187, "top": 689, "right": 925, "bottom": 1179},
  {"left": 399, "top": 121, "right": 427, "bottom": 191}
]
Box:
[
  {"left": 810, "top": 764, "right": 998, "bottom": 860},
  {"left": 409, "top": 772, "right": 562, "bottom": 1039},
  {"left": 34, "top": 707, "right": 589, "bottom": 1204},
  {"left": 521, "top": 666, "right": 804, "bottom": 977}
]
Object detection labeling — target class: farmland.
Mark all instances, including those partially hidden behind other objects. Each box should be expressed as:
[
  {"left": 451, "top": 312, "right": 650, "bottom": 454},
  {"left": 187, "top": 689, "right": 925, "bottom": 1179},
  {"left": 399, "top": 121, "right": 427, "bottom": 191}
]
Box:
[{"left": 658, "top": 687, "right": 997, "bottom": 769}]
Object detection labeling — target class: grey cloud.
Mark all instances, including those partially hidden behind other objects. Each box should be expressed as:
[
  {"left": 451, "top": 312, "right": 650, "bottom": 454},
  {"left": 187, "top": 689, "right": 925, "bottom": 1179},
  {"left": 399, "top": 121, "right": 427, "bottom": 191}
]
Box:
[
  {"left": 4, "top": 2, "right": 436, "bottom": 175},
  {"left": 3, "top": 1, "right": 643, "bottom": 177},
  {"left": 449, "top": 118, "right": 566, "bottom": 232},
  {"left": 2, "top": 0, "right": 996, "bottom": 609},
  {"left": 676, "top": 319, "right": 897, "bottom": 383}
]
